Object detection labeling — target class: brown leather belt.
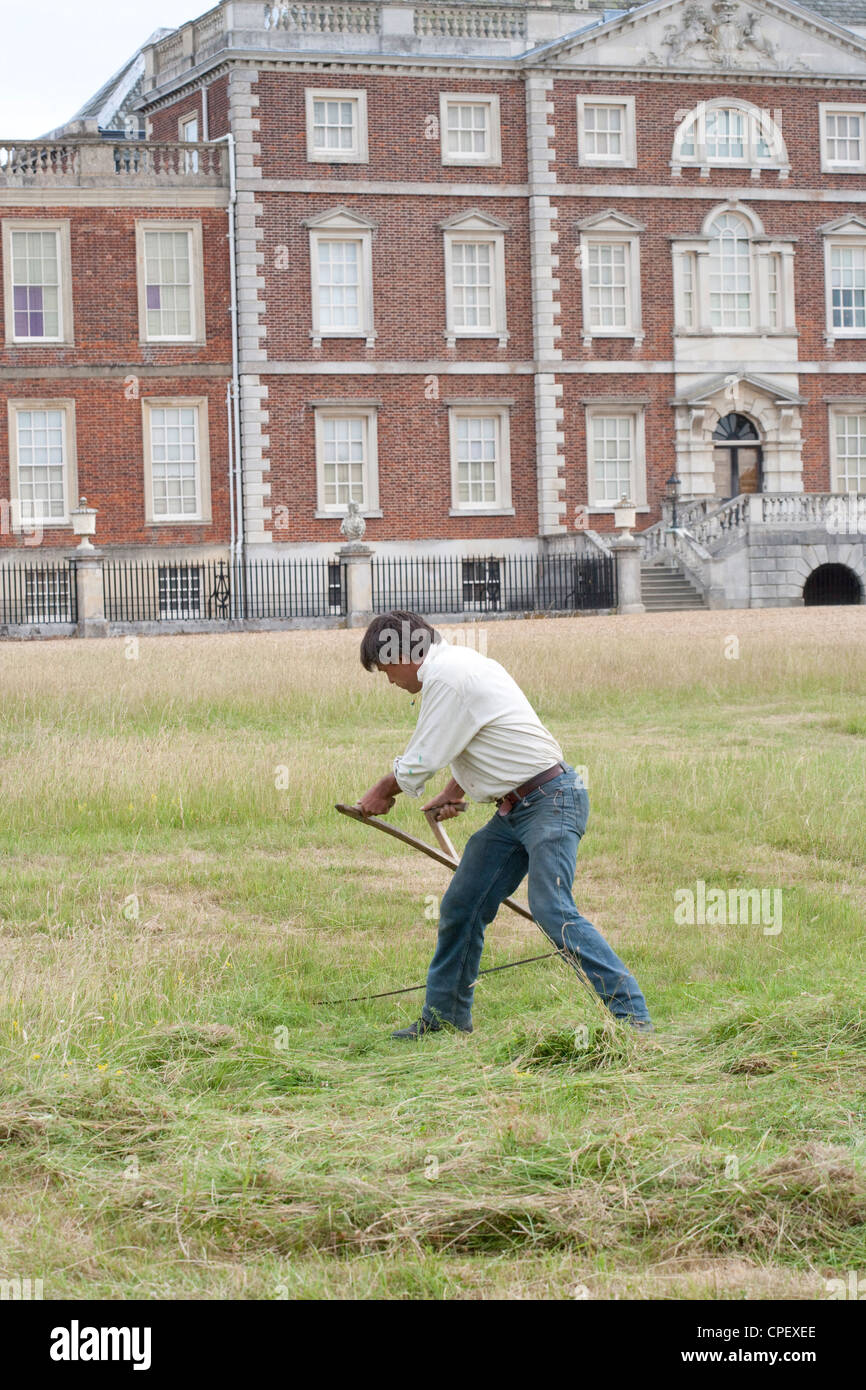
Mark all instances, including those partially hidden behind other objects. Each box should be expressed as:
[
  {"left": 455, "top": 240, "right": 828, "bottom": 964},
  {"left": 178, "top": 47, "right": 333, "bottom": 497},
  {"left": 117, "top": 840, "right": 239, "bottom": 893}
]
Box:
[{"left": 496, "top": 762, "right": 565, "bottom": 817}]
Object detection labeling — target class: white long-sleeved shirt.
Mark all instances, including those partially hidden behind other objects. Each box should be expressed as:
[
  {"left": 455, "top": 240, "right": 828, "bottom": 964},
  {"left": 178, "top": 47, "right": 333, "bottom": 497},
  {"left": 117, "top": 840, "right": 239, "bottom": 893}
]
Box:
[{"left": 392, "top": 640, "right": 564, "bottom": 803}]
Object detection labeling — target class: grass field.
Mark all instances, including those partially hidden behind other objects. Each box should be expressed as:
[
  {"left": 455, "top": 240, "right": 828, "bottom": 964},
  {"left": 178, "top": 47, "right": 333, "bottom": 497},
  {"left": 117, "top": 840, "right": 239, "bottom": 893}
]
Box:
[{"left": 1, "top": 607, "right": 865, "bottom": 1301}]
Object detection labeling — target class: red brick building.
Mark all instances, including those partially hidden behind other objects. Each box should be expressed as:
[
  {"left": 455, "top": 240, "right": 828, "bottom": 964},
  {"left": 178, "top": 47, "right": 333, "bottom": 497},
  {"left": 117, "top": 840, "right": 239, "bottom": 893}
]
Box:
[{"left": 2, "top": 0, "right": 866, "bottom": 610}]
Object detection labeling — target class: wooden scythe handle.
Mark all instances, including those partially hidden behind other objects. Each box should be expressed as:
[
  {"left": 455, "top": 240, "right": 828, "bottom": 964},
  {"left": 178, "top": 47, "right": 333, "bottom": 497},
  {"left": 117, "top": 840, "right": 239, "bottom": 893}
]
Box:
[{"left": 335, "top": 802, "right": 535, "bottom": 924}]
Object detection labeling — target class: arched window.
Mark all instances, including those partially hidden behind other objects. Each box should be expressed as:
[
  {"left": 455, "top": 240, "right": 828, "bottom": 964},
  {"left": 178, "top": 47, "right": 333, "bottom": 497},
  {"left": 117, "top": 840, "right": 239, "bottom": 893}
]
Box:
[
  {"left": 708, "top": 212, "right": 752, "bottom": 329},
  {"left": 672, "top": 100, "right": 789, "bottom": 178}
]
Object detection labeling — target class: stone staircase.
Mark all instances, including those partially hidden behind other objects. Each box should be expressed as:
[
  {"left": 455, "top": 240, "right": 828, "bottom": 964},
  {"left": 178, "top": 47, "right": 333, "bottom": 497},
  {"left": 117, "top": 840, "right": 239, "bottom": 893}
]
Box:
[{"left": 640, "top": 563, "right": 707, "bottom": 611}]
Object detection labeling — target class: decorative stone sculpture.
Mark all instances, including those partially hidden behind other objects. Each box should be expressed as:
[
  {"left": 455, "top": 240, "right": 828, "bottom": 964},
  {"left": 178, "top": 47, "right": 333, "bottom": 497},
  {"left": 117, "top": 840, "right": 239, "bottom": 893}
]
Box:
[
  {"left": 339, "top": 499, "right": 367, "bottom": 545},
  {"left": 644, "top": 0, "right": 809, "bottom": 71}
]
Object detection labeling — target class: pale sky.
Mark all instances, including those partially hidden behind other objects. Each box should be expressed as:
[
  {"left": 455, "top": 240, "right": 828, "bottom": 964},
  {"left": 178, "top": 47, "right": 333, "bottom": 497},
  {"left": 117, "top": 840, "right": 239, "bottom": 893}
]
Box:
[{"left": 0, "top": 0, "right": 206, "bottom": 136}]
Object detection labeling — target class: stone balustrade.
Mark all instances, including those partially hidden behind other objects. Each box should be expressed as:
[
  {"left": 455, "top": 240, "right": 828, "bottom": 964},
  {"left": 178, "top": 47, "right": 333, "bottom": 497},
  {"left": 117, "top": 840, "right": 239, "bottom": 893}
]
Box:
[
  {"left": 0, "top": 140, "right": 227, "bottom": 189},
  {"left": 414, "top": 6, "right": 527, "bottom": 38},
  {"left": 143, "top": 0, "right": 608, "bottom": 90},
  {"left": 264, "top": 2, "right": 381, "bottom": 33},
  {"left": 640, "top": 492, "right": 866, "bottom": 562}
]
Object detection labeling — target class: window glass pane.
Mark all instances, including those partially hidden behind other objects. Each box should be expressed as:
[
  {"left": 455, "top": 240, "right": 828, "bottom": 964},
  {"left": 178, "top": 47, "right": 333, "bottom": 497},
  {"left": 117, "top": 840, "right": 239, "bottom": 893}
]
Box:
[
  {"left": 317, "top": 239, "right": 361, "bottom": 330},
  {"left": 150, "top": 406, "right": 199, "bottom": 517},
  {"left": 144, "top": 230, "right": 193, "bottom": 338},
  {"left": 446, "top": 103, "right": 489, "bottom": 157},
  {"left": 322, "top": 416, "right": 366, "bottom": 508},
  {"left": 587, "top": 243, "right": 628, "bottom": 328},
  {"left": 591, "top": 415, "right": 632, "bottom": 503},
  {"left": 584, "top": 105, "right": 623, "bottom": 157},
  {"left": 11, "top": 230, "right": 60, "bottom": 338},
  {"left": 831, "top": 245, "right": 866, "bottom": 329},
  {"left": 451, "top": 241, "right": 493, "bottom": 329},
  {"left": 835, "top": 414, "right": 866, "bottom": 490},
  {"left": 706, "top": 108, "right": 745, "bottom": 160},
  {"left": 708, "top": 213, "right": 752, "bottom": 329},
  {"left": 827, "top": 112, "right": 862, "bottom": 164},
  {"left": 313, "top": 98, "right": 357, "bottom": 152},
  {"left": 16, "top": 408, "right": 66, "bottom": 520},
  {"left": 455, "top": 415, "right": 498, "bottom": 504}
]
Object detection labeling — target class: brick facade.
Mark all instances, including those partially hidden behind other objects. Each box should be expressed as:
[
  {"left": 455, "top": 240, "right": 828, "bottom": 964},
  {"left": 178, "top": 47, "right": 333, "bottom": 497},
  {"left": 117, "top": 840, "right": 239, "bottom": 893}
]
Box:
[{"left": 2, "top": 0, "right": 866, "bottom": 583}]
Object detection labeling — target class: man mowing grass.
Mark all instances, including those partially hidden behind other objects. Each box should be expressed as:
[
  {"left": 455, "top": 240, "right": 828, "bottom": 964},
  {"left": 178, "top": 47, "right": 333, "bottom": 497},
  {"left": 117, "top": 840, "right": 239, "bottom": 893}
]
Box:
[{"left": 356, "top": 610, "right": 653, "bottom": 1040}]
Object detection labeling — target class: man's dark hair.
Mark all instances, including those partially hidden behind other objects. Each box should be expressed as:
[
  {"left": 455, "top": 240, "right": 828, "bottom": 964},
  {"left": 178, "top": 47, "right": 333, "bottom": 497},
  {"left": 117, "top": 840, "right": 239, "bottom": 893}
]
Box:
[{"left": 360, "top": 610, "right": 440, "bottom": 671}]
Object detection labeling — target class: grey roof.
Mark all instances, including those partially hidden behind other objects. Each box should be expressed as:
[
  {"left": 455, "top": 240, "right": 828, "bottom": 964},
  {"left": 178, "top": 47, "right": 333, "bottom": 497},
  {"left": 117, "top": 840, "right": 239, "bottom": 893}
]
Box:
[
  {"left": 800, "top": 0, "right": 866, "bottom": 21},
  {"left": 56, "top": 28, "right": 175, "bottom": 134}
]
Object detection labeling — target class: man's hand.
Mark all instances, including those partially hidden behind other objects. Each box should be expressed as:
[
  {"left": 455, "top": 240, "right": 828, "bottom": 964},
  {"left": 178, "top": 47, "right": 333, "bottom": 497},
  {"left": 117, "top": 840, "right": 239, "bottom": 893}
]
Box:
[
  {"left": 423, "top": 779, "right": 466, "bottom": 822},
  {"left": 356, "top": 773, "right": 401, "bottom": 818}
]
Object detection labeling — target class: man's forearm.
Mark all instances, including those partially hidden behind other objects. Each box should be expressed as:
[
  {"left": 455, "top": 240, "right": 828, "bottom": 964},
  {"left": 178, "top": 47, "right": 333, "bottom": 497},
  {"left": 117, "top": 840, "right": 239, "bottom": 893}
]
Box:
[
  {"left": 437, "top": 777, "right": 464, "bottom": 803},
  {"left": 357, "top": 772, "right": 401, "bottom": 816}
]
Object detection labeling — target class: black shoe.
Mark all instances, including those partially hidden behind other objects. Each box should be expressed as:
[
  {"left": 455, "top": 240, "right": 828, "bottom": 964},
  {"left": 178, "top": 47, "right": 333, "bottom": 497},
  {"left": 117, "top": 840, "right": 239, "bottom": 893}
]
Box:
[
  {"left": 628, "top": 1018, "right": 656, "bottom": 1036},
  {"left": 390, "top": 1017, "right": 471, "bottom": 1040}
]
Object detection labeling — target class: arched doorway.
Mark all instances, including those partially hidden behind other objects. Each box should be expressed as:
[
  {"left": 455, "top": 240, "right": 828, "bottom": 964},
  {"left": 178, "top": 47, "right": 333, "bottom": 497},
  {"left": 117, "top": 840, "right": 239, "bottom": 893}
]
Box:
[
  {"left": 712, "top": 413, "right": 762, "bottom": 499},
  {"left": 803, "top": 564, "right": 863, "bottom": 606}
]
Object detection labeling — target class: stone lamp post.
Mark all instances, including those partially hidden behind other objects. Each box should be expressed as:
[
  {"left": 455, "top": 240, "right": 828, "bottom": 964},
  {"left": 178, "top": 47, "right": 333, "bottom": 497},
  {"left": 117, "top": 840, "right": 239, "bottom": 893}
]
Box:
[{"left": 611, "top": 494, "right": 645, "bottom": 615}]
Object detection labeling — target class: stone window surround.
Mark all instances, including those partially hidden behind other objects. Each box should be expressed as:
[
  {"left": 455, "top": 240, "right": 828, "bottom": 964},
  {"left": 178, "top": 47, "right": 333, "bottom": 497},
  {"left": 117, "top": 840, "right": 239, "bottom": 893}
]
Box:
[
  {"left": 440, "top": 209, "right": 509, "bottom": 348},
  {"left": 438, "top": 92, "right": 502, "bottom": 168},
  {"left": 670, "top": 203, "right": 797, "bottom": 337},
  {"left": 819, "top": 216, "right": 866, "bottom": 346},
  {"left": 576, "top": 210, "right": 645, "bottom": 347},
  {"left": 576, "top": 95, "right": 636, "bottom": 169},
  {"left": 303, "top": 207, "right": 377, "bottom": 348},
  {"left": 819, "top": 102, "right": 866, "bottom": 174},
  {"left": 2, "top": 219, "right": 75, "bottom": 347},
  {"left": 141, "top": 396, "right": 212, "bottom": 527},
  {"left": 671, "top": 98, "right": 790, "bottom": 182},
  {"left": 583, "top": 401, "right": 648, "bottom": 513},
  {"left": 827, "top": 400, "right": 866, "bottom": 492},
  {"left": 304, "top": 88, "right": 369, "bottom": 165},
  {"left": 178, "top": 110, "right": 199, "bottom": 141},
  {"left": 446, "top": 401, "right": 513, "bottom": 516},
  {"left": 6, "top": 397, "right": 79, "bottom": 530},
  {"left": 312, "top": 404, "right": 381, "bottom": 519},
  {"left": 134, "top": 219, "right": 206, "bottom": 347}
]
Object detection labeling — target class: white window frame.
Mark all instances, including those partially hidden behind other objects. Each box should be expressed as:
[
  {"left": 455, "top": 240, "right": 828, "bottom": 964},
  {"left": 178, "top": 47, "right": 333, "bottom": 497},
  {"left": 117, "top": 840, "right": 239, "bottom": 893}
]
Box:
[
  {"left": 820, "top": 217, "right": 866, "bottom": 345},
  {"left": 441, "top": 211, "right": 508, "bottom": 347},
  {"left": 2, "top": 220, "right": 74, "bottom": 346},
  {"left": 820, "top": 103, "right": 866, "bottom": 174},
  {"left": 305, "top": 88, "right": 368, "bottom": 165},
  {"left": 584, "top": 404, "right": 648, "bottom": 512},
  {"left": 828, "top": 403, "right": 866, "bottom": 492},
  {"left": 179, "top": 112, "right": 200, "bottom": 172},
  {"left": 577, "top": 96, "right": 636, "bottom": 169},
  {"left": 141, "top": 397, "right": 212, "bottom": 526},
  {"left": 671, "top": 99, "right": 789, "bottom": 180},
  {"left": 304, "top": 208, "right": 376, "bottom": 347},
  {"left": 6, "top": 398, "right": 78, "bottom": 530},
  {"left": 447, "top": 403, "right": 513, "bottom": 516},
  {"left": 313, "top": 406, "right": 380, "bottom": 518},
  {"left": 135, "top": 220, "right": 205, "bottom": 346},
  {"left": 672, "top": 204, "right": 796, "bottom": 337},
  {"left": 439, "top": 93, "right": 502, "bottom": 167},
  {"left": 577, "top": 212, "right": 644, "bottom": 346}
]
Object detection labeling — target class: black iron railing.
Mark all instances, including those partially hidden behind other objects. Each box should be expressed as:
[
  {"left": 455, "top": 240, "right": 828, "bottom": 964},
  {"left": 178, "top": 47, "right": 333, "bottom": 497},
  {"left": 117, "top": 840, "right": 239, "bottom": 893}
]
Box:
[
  {"left": 372, "top": 553, "right": 615, "bottom": 615},
  {"left": 102, "top": 558, "right": 346, "bottom": 623},
  {"left": 0, "top": 559, "right": 77, "bottom": 624}
]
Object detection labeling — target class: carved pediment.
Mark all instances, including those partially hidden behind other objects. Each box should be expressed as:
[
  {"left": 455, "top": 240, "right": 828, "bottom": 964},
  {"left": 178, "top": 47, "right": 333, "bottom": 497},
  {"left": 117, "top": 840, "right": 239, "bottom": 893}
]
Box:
[{"left": 541, "top": 0, "right": 866, "bottom": 76}]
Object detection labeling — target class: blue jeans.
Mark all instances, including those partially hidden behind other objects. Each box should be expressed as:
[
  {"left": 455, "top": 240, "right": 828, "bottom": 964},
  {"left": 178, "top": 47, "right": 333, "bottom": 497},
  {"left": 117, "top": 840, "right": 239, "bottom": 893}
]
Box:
[{"left": 421, "top": 766, "right": 651, "bottom": 1030}]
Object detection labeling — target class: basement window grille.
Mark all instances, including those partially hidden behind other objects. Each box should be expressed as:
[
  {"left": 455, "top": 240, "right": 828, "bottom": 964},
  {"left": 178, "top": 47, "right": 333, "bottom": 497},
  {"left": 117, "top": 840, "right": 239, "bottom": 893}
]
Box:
[{"left": 158, "top": 565, "right": 201, "bottom": 620}]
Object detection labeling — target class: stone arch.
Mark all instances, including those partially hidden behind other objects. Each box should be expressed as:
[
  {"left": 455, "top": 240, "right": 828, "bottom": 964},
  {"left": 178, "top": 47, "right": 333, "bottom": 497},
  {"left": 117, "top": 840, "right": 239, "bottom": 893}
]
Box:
[
  {"left": 803, "top": 564, "right": 864, "bottom": 605},
  {"left": 798, "top": 546, "right": 866, "bottom": 605},
  {"left": 673, "top": 375, "right": 804, "bottom": 498}
]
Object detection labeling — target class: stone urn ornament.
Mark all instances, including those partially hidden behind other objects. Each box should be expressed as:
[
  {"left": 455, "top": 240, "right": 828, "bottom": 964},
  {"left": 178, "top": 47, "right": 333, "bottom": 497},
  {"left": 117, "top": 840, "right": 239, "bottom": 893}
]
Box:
[{"left": 339, "top": 500, "right": 367, "bottom": 547}]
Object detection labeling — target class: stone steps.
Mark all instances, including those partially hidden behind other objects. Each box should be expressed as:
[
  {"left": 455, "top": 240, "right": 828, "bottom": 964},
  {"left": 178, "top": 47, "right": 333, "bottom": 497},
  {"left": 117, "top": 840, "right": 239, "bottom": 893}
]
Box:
[{"left": 640, "top": 564, "right": 707, "bottom": 611}]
